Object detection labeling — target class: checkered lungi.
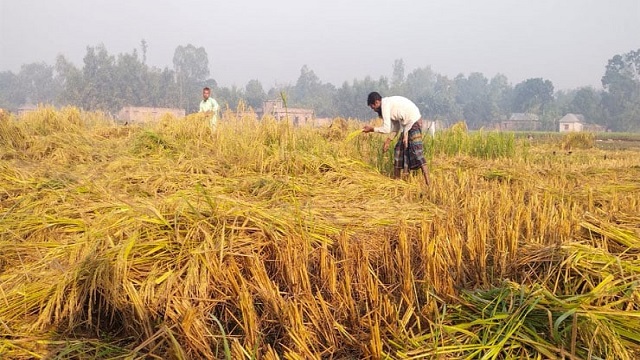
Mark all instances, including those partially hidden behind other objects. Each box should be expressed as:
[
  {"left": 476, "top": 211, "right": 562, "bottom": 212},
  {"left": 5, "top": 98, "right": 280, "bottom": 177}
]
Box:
[{"left": 394, "top": 120, "right": 427, "bottom": 170}]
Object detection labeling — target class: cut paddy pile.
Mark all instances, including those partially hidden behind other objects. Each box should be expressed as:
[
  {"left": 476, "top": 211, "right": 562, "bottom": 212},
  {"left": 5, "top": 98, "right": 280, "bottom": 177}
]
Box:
[{"left": 1, "top": 108, "right": 639, "bottom": 359}]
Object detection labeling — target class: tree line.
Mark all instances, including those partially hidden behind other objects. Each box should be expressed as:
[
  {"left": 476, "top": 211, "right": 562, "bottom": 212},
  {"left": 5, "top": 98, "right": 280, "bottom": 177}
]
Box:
[{"left": 0, "top": 42, "right": 638, "bottom": 131}]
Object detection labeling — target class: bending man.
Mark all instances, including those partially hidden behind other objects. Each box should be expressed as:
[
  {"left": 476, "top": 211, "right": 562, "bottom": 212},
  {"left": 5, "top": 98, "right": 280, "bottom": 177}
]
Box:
[{"left": 362, "top": 91, "right": 431, "bottom": 186}]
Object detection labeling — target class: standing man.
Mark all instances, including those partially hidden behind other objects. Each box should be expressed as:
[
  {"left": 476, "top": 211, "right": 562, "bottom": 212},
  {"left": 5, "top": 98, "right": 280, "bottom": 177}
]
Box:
[
  {"left": 199, "top": 87, "right": 220, "bottom": 129},
  {"left": 362, "top": 92, "right": 431, "bottom": 186}
]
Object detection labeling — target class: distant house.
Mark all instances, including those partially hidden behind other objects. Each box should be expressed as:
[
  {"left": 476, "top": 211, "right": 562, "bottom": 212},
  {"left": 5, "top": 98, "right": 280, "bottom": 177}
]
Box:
[
  {"left": 500, "top": 113, "right": 540, "bottom": 131},
  {"left": 559, "top": 113, "right": 584, "bottom": 132},
  {"left": 558, "top": 113, "right": 606, "bottom": 132},
  {"left": 257, "top": 100, "right": 314, "bottom": 126},
  {"left": 17, "top": 104, "right": 37, "bottom": 116},
  {"left": 116, "top": 106, "right": 185, "bottom": 124}
]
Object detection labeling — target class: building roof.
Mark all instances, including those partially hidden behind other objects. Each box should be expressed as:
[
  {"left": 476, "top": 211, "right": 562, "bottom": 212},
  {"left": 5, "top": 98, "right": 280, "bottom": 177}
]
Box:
[
  {"left": 559, "top": 113, "right": 585, "bottom": 124},
  {"left": 18, "top": 104, "right": 37, "bottom": 111},
  {"left": 508, "top": 113, "right": 539, "bottom": 121}
]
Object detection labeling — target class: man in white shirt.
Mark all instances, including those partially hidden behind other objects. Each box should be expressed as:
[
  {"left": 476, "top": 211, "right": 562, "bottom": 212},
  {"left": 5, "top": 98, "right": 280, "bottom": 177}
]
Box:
[
  {"left": 362, "top": 92, "right": 431, "bottom": 186},
  {"left": 199, "top": 87, "right": 220, "bottom": 129}
]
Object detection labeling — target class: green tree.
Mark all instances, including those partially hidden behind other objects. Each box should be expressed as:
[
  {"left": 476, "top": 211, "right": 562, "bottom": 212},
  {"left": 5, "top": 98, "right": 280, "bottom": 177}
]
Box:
[
  {"left": 292, "top": 66, "right": 318, "bottom": 101},
  {"left": 216, "top": 85, "right": 242, "bottom": 111},
  {"left": 404, "top": 66, "right": 436, "bottom": 105},
  {"left": 334, "top": 76, "right": 389, "bottom": 120},
  {"left": 601, "top": 49, "right": 640, "bottom": 131},
  {"left": 244, "top": 79, "right": 266, "bottom": 110},
  {"left": 423, "top": 74, "right": 461, "bottom": 123},
  {"left": 173, "top": 44, "right": 210, "bottom": 113},
  {"left": 292, "top": 65, "right": 336, "bottom": 117},
  {"left": 114, "top": 50, "right": 147, "bottom": 108},
  {"left": 80, "top": 45, "right": 119, "bottom": 112},
  {"left": 0, "top": 71, "right": 23, "bottom": 110},
  {"left": 54, "top": 55, "right": 83, "bottom": 107},
  {"left": 0, "top": 64, "right": 59, "bottom": 111},
  {"left": 512, "top": 78, "right": 555, "bottom": 115},
  {"left": 566, "top": 87, "right": 605, "bottom": 125},
  {"left": 314, "top": 83, "right": 337, "bottom": 117},
  {"left": 455, "top": 72, "right": 492, "bottom": 129},
  {"left": 147, "top": 67, "right": 180, "bottom": 108},
  {"left": 16, "top": 62, "right": 59, "bottom": 106},
  {"left": 334, "top": 81, "right": 359, "bottom": 119},
  {"left": 173, "top": 44, "right": 210, "bottom": 82},
  {"left": 488, "top": 74, "right": 513, "bottom": 124},
  {"left": 391, "top": 58, "right": 406, "bottom": 92},
  {"left": 140, "top": 39, "right": 148, "bottom": 65}
]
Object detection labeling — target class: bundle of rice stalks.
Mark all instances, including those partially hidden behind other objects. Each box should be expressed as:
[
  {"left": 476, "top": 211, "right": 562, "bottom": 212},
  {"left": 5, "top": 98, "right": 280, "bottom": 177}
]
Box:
[
  {"left": 0, "top": 115, "right": 27, "bottom": 154},
  {"left": 92, "top": 124, "right": 137, "bottom": 140},
  {"left": 324, "top": 117, "right": 349, "bottom": 140},
  {"left": 19, "top": 106, "right": 85, "bottom": 136},
  {"left": 482, "top": 169, "right": 519, "bottom": 183},
  {"left": 387, "top": 277, "right": 640, "bottom": 359},
  {"left": 344, "top": 129, "right": 363, "bottom": 143},
  {"left": 562, "top": 132, "right": 596, "bottom": 150},
  {"left": 449, "top": 120, "right": 468, "bottom": 133},
  {"left": 131, "top": 130, "right": 176, "bottom": 155}
]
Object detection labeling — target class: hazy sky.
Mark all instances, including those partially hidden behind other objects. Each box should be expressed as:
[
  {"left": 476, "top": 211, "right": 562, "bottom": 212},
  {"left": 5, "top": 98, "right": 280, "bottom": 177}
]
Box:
[{"left": 1, "top": 0, "right": 639, "bottom": 90}]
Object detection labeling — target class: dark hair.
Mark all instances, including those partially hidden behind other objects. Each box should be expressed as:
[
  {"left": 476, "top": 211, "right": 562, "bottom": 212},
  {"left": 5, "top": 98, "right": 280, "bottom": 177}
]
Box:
[
  {"left": 367, "top": 92, "right": 382, "bottom": 105},
  {"left": 203, "top": 87, "right": 211, "bottom": 92}
]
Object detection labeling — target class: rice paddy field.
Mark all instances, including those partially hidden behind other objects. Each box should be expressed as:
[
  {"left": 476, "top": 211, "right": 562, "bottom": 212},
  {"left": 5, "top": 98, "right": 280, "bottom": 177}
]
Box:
[{"left": 1, "top": 107, "right": 639, "bottom": 359}]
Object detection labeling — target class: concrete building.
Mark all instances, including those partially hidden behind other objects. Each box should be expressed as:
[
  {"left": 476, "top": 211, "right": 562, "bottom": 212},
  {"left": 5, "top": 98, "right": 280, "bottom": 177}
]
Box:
[
  {"left": 500, "top": 113, "right": 540, "bottom": 131},
  {"left": 17, "top": 104, "right": 37, "bottom": 116},
  {"left": 116, "top": 106, "right": 185, "bottom": 124},
  {"left": 559, "top": 113, "right": 584, "bottom": 132},
  {"left": 558, "top": 113, "right": 606, "bottom": 132},
  {"left": 257, "top": 100, "right": 314, "bottom": 126}
]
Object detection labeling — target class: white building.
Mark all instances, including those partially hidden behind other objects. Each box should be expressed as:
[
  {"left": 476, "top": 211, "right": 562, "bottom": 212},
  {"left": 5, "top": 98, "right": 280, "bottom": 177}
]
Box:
[{"left": 559, "top": 113, "right": 584, "bottom": 132}]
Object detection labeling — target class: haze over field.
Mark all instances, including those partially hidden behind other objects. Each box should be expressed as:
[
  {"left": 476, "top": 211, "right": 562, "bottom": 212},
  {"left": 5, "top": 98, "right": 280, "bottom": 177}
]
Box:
[
  {"left": 2, "top": 2, "right": 640, "bottom": 358},
  {"left": 1, "top": 0, "right": 639, "bottom": 89}
]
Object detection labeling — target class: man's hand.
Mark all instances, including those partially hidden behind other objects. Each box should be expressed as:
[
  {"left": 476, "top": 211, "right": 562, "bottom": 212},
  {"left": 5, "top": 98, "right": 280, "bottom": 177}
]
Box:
[
  {"left": 362, "top": 125, "right": 374, "bottom": 133},
  {"left": 383, "top": 137, "right": 392, "bottom": 152},
  {"left": 403, "top": 133, "right": 409, "bottom": 148}
]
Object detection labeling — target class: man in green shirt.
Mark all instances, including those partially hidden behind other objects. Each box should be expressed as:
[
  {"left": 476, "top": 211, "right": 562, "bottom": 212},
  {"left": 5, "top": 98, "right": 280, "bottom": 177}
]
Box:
[{"left": 199, "top": 87, "right": 220, "bottom": 129}]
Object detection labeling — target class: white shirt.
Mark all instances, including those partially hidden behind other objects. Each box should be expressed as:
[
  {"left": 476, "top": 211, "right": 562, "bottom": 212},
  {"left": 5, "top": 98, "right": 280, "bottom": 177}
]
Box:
[
  {"left": 199, "top": 97, "right": 220, "bottom": 127},
  {"left": 374, "top": 96, "right": 421, "bottom": 136}
]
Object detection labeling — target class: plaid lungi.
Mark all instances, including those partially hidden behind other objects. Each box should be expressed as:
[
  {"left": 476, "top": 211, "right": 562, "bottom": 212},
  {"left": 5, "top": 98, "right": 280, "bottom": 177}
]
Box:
[{"left": 394, "top": 120, "right": 426, "bottom": 170}]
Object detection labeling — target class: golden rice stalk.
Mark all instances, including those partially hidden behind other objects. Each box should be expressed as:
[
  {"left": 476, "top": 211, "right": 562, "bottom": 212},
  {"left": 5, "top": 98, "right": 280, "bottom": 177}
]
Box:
[{"left": 344, "top": 129, "right": 363, "bottom": 143}]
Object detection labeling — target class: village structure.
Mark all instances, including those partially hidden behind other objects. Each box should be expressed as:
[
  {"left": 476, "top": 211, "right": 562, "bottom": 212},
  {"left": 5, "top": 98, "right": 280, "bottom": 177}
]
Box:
[
  {"left": 116, "top": 106, "right": 185, "bottom": 124},
  {"left": 499, "top": 113, "right": 541, "bottom": 131},
  {"left": 17, "top": 104, "right": 38, "bottom": 116},
  {"left": 558, "top": 113, "right": 606, "bottom": 132},
  {"left": 256, "top": 100, "right": 314, "bottom": 126},
  {"left": 491, "top": 112, "right": 607, "bottom": 133}
]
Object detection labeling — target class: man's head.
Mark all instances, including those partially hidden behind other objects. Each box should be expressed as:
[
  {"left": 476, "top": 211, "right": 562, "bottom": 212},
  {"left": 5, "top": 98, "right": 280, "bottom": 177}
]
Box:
[
  {"left": 367, "top": 92, "right": 382, "bottom": 117},
  {"left": 203, "top": 87, "right": 211, "bottom": 100}
]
